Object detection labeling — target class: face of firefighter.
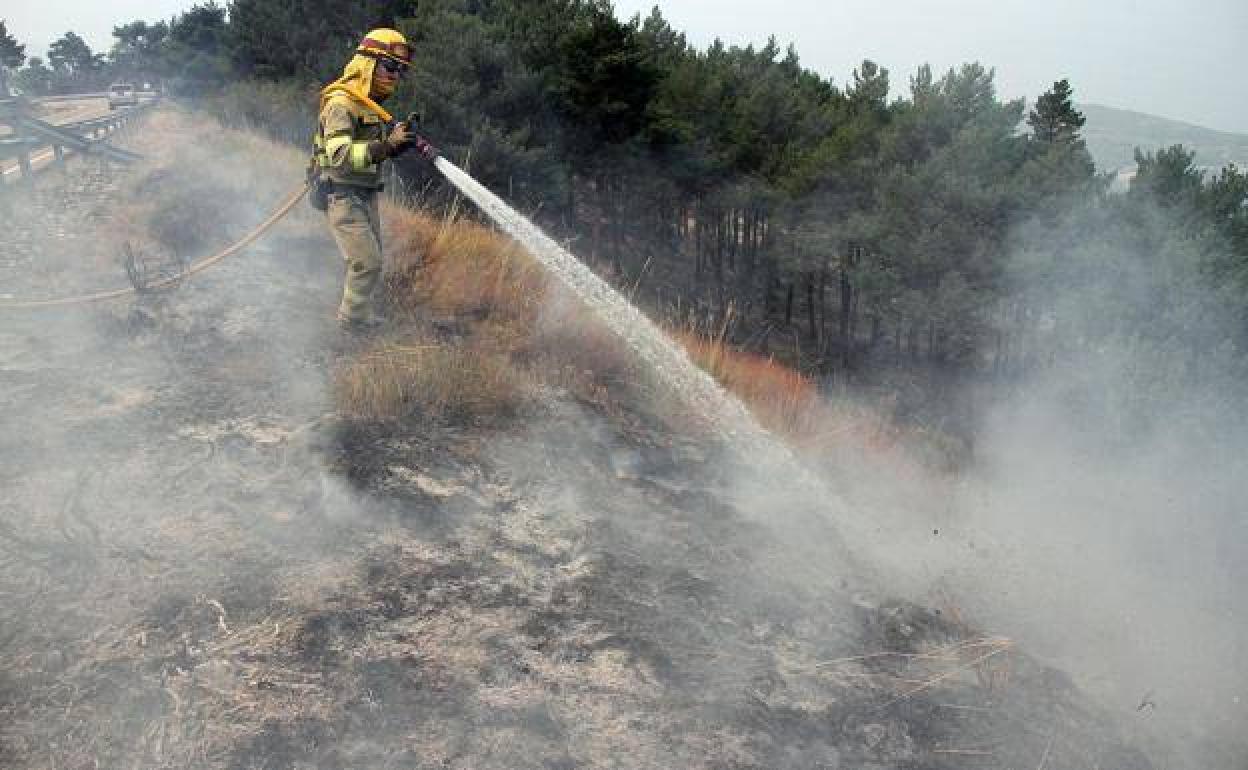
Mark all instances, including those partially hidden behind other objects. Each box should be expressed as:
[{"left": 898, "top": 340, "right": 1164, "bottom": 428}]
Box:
[{"left": 370, "top": 58, "right": 404, "bottom": 101}]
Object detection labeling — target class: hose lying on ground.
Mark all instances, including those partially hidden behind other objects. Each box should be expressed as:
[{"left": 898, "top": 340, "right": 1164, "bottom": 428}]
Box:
[{"left": 0, "top": 183, "right": 308, "bottom": 310}]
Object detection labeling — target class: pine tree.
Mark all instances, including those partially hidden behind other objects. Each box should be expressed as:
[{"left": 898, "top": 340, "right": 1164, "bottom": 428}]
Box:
[
  {"left": 162, "top": 3, "right": 233, "bottom": 93},
  {"left": 13, "top": 56, "right": 52, "bottom": 95},
  {"left": 110, "top": 21, "right": 168, "bottom": 85},
  {"left": 48, "top": 31, "right": 104, "bottom": 90},
  {"left": 227, "top": 0, "right": 413, "bottom": 80},
  {"left": 1022, "top": 78, "right": 1096, "bottom": 194},
  {"left": 0, "top": 20, "right": 27, "bottom": 95},
  {"left": 848, "top": 59, "right": 889, "bottom": 117},
  {"left": 1027, "top": 78, "right": 1085, "bottom": 144},
  {"left": 1131, "top": 144, "right": 1204, "bottom": 209}
]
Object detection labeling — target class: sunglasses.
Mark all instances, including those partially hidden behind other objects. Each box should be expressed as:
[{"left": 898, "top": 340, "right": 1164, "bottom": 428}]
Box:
[{"left": 377, "top": 58, "right": 408, "bottom": 75}]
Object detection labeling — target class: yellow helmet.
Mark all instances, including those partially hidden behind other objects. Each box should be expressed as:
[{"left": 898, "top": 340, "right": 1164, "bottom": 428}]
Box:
[{"left": 357, "top": 28, "right": 412, "bottom": 69}]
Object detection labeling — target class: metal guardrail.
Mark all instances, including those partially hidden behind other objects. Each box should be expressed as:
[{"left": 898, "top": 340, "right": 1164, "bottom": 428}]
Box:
[
  {"left": 1, "top": 98, "right": 155, "bottom": 181},
  {"left": 32, "top": 91, "right": 161, "bottom": 104},
  {"left": 21, "top": 112, "right": 146, "bottom": 164},
  {"left": 63, "top": 109, "right": 153, "bottom": 134},
  {"left": 34, "top": 92, "right": 107, "bottom": 103}
]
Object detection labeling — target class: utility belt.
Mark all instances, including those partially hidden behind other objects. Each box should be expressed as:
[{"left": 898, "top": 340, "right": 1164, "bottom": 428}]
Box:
[
  {"left": 307, "top": 173, "right": 382, "bottom": 212},
  {"left": 326, "top": 180, "right": 384, "bottom": 195}
]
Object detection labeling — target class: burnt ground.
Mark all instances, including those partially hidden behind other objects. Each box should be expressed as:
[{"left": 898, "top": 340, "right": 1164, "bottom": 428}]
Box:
[{"left": 0, "top": 131, "right": 1168, "bottom": 768}]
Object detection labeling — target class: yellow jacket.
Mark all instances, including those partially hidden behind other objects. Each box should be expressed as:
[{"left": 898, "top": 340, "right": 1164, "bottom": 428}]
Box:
[{"left": 314, "top": 53, "right": 392, "bottom": 190}]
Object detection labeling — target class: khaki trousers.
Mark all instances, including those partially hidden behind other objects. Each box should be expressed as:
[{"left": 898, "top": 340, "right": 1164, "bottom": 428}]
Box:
[{"left": 326, "top": 187, "right": 383, "bottom": 323}]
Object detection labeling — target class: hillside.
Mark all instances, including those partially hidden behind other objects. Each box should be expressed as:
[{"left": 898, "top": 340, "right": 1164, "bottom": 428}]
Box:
[
  {"left": 1080, "top": 102, "right": 1248, "bottom": 172},
  {"left": 2, "top": 106, "right": 1218, "bottom": 769}
]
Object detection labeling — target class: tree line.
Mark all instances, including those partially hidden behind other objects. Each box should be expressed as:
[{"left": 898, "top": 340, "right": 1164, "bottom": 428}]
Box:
[{"left": 4, "top": 3, "right": 1246, "bottom": 436}]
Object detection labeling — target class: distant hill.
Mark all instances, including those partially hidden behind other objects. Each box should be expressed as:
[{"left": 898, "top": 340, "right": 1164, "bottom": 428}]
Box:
[{"left": 1078, "top": 103, "right": 1248, "bottom": 173}]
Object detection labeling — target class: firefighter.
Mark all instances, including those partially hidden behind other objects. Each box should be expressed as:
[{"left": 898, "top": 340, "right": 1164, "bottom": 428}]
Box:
[{"left": 314, "top": 28, "right": 434, "bottom": 330}]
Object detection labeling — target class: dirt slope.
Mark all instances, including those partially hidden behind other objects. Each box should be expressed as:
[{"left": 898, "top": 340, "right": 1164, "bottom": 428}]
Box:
[{"left": 0, "top": 112, "right": 1166, "bottom": 769}]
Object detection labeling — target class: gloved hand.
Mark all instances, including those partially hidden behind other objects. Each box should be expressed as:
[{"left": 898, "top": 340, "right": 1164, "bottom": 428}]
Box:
[{"left": 367, "top": 122, "right": 414, "bottom": 162}]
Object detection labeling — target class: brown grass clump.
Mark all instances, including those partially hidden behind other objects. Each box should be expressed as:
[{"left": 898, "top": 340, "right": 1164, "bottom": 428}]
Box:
[
  {"left": 334, "top": 337, "right": 526, "bottom": 422},
  {"left": 672, "top": 323, "right": 952, "bottom": 481},
  {"left": 377, "top": 203, "right": 640, "bottom": 416},
  {"left": 674, "top": 328, "right": 820, "bottom": 437},
  {"left": 383, "top": 203, "right": 547, "bottom": 324}
]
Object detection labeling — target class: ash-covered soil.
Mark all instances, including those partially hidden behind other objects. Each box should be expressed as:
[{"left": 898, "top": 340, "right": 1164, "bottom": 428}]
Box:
[
  {"left": 0, "top": 141, "right": 1163, "bottom": 769},
  {"left": 0, "top": 158, "right": 126, "bottom": 289}
]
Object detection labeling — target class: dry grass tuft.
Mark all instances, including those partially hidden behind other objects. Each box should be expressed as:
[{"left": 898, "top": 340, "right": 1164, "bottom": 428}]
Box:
[
  {"left": 375, "top": 204, "right": 640, "bottom": 417},
  {"left": 671, "top": 322, "right": 954, "bottom": 482},
  {"left": 383, "top": 203, "right": 547, "bottom": 324},
  {"left": 673, "top": 328, "right": 819, "bottom": 437},
  {"left": 817, "top": 634, "right": 1015, "bottom": 704},
  {"left": 334, "top": 336, "right": 526, "bottom": 422}
]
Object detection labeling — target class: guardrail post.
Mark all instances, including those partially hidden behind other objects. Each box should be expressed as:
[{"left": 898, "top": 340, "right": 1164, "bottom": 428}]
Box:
[{"left": 17, "top": 144, "right": 31, "bottom": 180}]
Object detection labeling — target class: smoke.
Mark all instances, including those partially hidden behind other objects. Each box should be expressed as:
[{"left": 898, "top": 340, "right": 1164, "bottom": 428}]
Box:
[
  {"left": 946, "top": 357, "right": 1248, "bottom": 764},
  {"left": 0, "top": 108, "right": 387, "bottom": 765},
  {"left": 717, "top": 194, "right": 1248, "bottom": 768},
  {"left": 982, "top": 199, "right": 1245, "bottom": 761}
]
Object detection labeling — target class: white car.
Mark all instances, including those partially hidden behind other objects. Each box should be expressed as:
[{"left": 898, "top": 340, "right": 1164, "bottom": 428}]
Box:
[{"left": 108, "top": 83, "right": 138, "bottom": 110}]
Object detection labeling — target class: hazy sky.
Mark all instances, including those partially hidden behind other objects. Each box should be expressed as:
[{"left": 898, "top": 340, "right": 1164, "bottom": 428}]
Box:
[
  {"left": 613, "top": 0, "right": 1248, "bottom": 133},
  {"left": 6, "top": 0, "right": 1247, "bottom": 132}
]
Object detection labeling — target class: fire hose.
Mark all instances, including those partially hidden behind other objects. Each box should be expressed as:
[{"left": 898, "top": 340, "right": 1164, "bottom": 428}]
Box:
[{"left": 0, "top": 182, "right": 309, "bottom": 310}]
